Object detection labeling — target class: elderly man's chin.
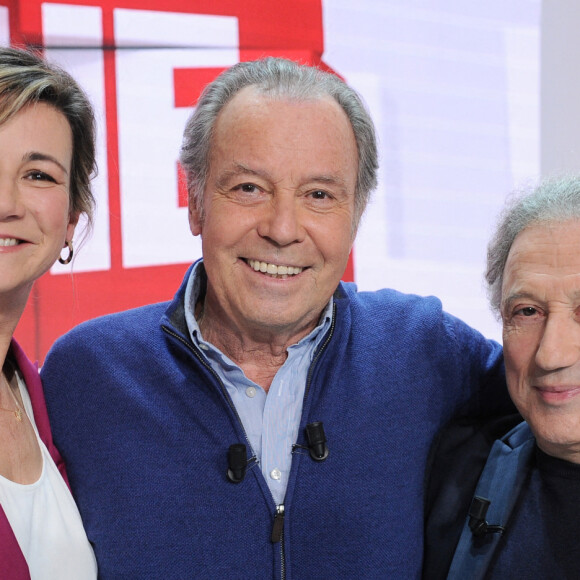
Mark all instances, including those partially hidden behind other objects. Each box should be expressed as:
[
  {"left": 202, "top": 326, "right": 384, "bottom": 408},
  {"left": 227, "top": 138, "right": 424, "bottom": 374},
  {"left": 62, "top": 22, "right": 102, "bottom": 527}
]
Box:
[
  {"left": 206, "top": 274, "right": 334, "bottom": 340},
  {"left": 233, "top": 292, "right": 330, "bottom": 336},
  {"left": 523, "top": 398, "right": 580, "bottom": 463}
]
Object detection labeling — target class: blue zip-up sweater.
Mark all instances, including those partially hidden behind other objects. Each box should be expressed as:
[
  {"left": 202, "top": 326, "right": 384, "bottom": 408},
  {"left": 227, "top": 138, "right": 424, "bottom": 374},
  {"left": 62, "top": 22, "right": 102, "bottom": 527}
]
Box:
[{"left": 41, "top": 269, "right": 506, "bottom": 579}]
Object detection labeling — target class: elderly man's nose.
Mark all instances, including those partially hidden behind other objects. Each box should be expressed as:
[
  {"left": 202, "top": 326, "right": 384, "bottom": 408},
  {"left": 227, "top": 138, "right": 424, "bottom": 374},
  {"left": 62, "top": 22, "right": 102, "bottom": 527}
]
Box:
[{"left": 535, "top": 315, "right": 580, "bottom": 371}]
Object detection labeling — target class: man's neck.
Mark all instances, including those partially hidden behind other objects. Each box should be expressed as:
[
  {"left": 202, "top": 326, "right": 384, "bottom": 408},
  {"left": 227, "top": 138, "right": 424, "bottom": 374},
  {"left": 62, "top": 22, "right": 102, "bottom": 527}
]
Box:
[{"left": 198, "top": 304, "right": 317, "bottom": 392}]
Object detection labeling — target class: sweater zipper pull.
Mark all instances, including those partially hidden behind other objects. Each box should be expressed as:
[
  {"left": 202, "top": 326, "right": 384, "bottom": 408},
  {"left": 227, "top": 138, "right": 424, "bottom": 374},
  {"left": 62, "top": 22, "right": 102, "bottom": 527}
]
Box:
[{"left": 271, "top": 504, "right": 285, "bottom": 543}]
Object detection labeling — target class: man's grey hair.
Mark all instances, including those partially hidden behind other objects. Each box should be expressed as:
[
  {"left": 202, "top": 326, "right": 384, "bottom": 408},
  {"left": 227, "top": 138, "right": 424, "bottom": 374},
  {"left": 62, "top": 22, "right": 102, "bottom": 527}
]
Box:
[
  {"left": 486, "top": 176, "right": 580, "bottom": 316},
  {"left": 179, "top": 57, "right": 378, "bottom": 226}
]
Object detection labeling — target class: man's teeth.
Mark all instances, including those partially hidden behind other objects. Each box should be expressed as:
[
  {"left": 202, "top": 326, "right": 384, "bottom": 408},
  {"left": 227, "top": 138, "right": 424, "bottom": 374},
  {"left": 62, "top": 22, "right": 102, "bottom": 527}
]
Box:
[
  {"left": 0, "top": 238, "right": 18, "bottom": 247},
  {"left": 248, "top": 259, "right": 303, "bottom": 277}
]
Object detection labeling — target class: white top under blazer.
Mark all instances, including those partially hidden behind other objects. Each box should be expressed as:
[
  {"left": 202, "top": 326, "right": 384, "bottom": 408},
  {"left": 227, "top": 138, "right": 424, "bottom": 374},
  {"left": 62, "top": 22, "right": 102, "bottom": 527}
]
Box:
[{"left": 0, "top": 374, "right": 97, "bottom": 579}]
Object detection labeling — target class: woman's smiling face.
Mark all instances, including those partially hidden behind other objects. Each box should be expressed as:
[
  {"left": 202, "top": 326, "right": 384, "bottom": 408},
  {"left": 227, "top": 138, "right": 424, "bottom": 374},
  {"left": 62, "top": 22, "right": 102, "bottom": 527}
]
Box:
[{"left": 0, "top": 102, "right": 76, "bottom": 299}]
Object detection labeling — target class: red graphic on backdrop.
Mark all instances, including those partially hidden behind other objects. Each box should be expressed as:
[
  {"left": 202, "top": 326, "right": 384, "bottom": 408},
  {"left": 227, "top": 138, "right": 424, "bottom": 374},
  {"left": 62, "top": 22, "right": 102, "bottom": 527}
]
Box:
[{"left": 0, "top": 0, "right": 354, "bottom": 361}]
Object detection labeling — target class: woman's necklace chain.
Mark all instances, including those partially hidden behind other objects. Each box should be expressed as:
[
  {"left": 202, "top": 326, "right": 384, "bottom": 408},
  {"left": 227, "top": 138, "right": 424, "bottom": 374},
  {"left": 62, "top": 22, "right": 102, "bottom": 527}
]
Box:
[{"left": 0, "top": 373, "right": 23, "bottom": 422}]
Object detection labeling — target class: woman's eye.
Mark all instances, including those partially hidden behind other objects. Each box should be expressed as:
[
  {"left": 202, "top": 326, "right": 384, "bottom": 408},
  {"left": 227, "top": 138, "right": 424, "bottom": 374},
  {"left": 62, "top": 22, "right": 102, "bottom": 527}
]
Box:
[{"left": 26, "top": 171, "right": 56, "bottom": 183}]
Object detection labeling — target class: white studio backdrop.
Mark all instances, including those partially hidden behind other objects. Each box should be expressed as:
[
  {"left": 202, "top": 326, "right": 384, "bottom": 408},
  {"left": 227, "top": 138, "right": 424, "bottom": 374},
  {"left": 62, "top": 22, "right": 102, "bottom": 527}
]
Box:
[{"left": 323, "top": 0, "right": 541, "bottom": 341}]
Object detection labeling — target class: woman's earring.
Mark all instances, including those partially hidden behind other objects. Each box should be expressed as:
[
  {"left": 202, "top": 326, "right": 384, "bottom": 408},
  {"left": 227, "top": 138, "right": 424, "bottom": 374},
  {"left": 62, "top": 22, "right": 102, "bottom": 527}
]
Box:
[{"left": 58, "top": 240, "right": 74, "bottom": 265}]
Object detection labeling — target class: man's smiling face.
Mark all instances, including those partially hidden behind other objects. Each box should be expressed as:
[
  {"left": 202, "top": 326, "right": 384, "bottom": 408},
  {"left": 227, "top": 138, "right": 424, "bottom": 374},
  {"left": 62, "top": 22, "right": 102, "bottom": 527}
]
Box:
[{"left": 189, "top": 86, "right": 359, "bottom": 341}]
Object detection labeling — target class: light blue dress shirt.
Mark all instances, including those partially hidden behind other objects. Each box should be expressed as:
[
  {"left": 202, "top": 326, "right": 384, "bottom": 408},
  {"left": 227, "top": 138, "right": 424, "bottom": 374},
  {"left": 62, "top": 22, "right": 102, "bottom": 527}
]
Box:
[{"left": 184, "top": 261, "right": 332, "bottom": 505}]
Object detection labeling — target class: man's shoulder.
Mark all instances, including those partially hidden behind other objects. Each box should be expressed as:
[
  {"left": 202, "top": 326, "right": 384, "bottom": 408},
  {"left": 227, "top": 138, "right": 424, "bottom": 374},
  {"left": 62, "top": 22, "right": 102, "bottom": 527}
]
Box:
[
  {"left": 338, "top": 282, "right": 480, "bottom": 343},
  {"left": 427, "top": 414, "right": 524, "bottom": 483},
  {"left": 339, "top": 282, "right": 445, "bottom": 320},
  {"left": 49, "top": 301, "right": 171, "bottom": 352}
]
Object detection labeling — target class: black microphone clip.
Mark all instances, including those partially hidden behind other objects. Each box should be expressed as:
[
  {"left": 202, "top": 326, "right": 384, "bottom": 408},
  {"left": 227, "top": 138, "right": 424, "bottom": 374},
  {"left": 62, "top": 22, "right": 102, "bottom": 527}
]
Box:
[
  {"left": 305, "top": 421, "right": 329, "bottom": 461},
  {"left": 226, "top": 443, "right": 248, "bottom": 484},
  {"left": 468, "top": 496, "right": 504, "bottom": 537}
]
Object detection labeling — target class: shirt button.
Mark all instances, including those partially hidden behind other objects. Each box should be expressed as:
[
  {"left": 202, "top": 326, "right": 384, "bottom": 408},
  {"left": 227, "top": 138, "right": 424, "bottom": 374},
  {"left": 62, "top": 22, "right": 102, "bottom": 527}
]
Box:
[
  {"left": 270, "top": 468, "right": 281, "bottom": 481},
  {"left": 199, "top": 344, "right": 209, "bottom": 351},
  {"left": 246, "top": 386, "right": 256, "bottom": 398}
]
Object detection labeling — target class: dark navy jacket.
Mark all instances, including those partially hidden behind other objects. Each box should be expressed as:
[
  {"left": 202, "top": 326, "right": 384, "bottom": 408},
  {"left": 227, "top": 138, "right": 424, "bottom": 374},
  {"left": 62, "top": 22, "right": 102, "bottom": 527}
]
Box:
[
  {"left": 423, "top": 414, "right": 524, "bottom": 580},
  {"left": 42, "top": 267, "right": 506, "bottom": 579},
  {"left": 446, "top": 422, "right": 534, "bottom": 580}
]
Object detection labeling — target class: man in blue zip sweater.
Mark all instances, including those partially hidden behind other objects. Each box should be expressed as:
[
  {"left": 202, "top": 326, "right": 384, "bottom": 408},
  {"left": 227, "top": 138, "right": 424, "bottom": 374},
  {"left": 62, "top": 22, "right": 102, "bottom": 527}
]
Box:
[{"left": 41, "top": 58, "right": 508, "bottom": 579}]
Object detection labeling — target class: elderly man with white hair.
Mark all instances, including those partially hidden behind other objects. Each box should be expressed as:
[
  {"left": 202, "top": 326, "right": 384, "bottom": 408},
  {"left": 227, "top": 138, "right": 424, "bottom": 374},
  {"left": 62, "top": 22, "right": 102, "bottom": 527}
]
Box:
[{"left": 425, "top": 176, "right": 580, "bottom": 579}]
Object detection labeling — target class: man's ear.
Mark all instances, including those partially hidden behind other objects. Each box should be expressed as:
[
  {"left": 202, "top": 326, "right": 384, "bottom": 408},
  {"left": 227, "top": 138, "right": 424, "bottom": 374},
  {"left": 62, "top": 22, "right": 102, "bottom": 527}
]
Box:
[{"left": 189, "top": 194, "right": 203, "bottom": 236}]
